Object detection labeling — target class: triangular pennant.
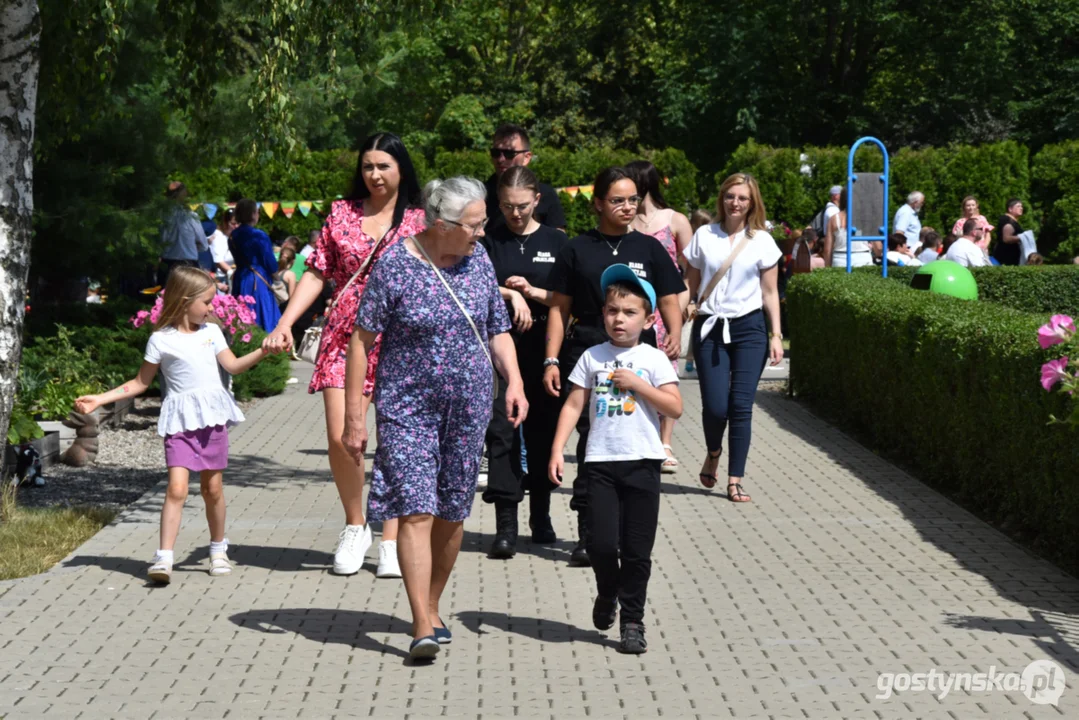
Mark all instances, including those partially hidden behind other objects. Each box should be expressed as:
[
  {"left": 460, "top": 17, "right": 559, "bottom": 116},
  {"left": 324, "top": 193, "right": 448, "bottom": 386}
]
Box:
[
  {"left": 578, "top": 186, "right": 594, "bottom": 200},
  {"left": 262, "top": 202, "right": 278, "bottom": 219},
  {"left": 312, "top": 201, "right": 324, "bottom": 212},
  {"left": 189, "top": 204, "right": 200, "bottom": 212},
  {"left": 298, "top": 201, "right": 312, "bottom": 217},
  {"left": 226, "top": 202, "right": 237, "bottom": 209},
  {"left": 281, "top": 202, "right": 296, "bottom": 219},
  {"left": 204, "top": 203, "right": 218, "bottom": 220}
]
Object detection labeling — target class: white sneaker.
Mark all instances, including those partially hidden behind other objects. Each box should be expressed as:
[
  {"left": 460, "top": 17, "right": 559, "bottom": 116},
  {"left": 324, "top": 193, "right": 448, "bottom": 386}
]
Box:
[
  {"left": 476, "top": 453, "right": 489, "bottom": 490},
  {"left": 333, "top": 524, "right": 372, "bottom": 575},
  {"left": 376, "top": 540, "right": 402, "bottom": 578},
  {"left": 147, "top": 557, "right": 172, "bottom": 584}
]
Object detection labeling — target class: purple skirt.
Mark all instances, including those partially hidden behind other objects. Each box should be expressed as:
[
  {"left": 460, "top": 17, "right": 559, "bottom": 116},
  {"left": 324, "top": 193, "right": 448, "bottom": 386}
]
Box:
[{"left": 163, "top": 425, "right": 229, "bottom": 471}]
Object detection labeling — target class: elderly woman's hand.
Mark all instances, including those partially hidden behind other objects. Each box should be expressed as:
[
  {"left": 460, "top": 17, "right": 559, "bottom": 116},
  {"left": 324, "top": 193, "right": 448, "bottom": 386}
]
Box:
[
  {"left": 341, "top": 416, "right": 368, "bottom": 465},
  {"left": 505, "top": 381, "right": 529, "bottom": 428}
]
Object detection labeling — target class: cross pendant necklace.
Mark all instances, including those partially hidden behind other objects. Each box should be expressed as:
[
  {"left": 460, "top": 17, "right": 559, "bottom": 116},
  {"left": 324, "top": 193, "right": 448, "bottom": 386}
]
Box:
[{"left": 515, "top": 230, "right": 534, "bottom": 254}]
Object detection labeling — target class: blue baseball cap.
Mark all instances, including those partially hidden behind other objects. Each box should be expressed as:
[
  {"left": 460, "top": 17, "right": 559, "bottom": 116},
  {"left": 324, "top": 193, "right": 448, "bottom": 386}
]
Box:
[{"left": 600, "top": 264, "right": 657, "bottom": 312}]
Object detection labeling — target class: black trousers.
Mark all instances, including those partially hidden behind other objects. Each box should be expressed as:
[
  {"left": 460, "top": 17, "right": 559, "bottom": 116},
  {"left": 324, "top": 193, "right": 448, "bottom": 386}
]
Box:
[
  {"left": 483, "top": 329, "right": 562, "bottom": 506},
  {"left": 587, "top": 459, "right": 662, "bottom": 625},
  {"left": 562, "top": 322, "right": 658, "bottom": 513}
]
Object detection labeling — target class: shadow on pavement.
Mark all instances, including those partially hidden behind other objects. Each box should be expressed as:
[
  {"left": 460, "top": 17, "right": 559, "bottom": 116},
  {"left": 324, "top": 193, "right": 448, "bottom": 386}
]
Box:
[
  {"left": 458, "top": 529, "right": 575, "bottom": 563},
  {"left": 177, "top": 544, "right": 333, "bottom": 573},
  {"left": 755, "top": 390, "right": 1079, "bottom": 673},
  {"left": 229, "top": 608, "right": 411, "bottom": 659},
  {"left": 453, "top": 611, "right": 616, "bottom": 649}
]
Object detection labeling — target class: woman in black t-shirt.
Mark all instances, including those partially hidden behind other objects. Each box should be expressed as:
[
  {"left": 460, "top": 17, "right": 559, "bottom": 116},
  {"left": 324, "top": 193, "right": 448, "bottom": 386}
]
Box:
[
  {"left": 994, "top": 198, "right": 1025, "bottom": 266},
  {"left": 542, "top": 166, "right": 684, "bottom": 566},
  {"left": 479, "top": 167, "right": 568, "bottom": 560}
]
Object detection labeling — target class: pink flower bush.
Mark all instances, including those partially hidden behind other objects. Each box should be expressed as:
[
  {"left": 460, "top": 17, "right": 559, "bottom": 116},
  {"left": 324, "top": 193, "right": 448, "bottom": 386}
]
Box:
[
  {"left": 1037, "top": 314, "right": 1078, "bottom": 426},
  {"left": 131, "top": 292, "right": 257, "bottom": 345}
]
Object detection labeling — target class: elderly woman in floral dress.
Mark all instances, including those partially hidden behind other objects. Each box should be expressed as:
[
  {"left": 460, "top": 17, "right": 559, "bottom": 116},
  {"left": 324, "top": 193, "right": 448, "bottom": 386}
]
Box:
[{"left": 342, "top": 176, "right": 528, "bottom": 661}]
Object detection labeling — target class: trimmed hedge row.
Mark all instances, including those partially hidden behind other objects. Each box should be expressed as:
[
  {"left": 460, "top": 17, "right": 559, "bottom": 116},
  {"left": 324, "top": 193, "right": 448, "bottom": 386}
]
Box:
[
  {"left": 787, "top": 270, "right": 1079, "bottom": 574},
  {"left": 176, "top": 146, "right": 700, "bottom": 241},
  {"left": 1031, "top": 140, "right": 1079, "bottom": 261},
  {"left": 857, "top": 265, "right": 1079, "bottom": 317}
]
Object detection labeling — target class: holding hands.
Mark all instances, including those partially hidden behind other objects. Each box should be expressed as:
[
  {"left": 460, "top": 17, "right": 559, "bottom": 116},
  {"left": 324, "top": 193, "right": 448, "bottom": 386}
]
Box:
[{"left": 263, "top": 324, "right": 294, "bottom": 354}]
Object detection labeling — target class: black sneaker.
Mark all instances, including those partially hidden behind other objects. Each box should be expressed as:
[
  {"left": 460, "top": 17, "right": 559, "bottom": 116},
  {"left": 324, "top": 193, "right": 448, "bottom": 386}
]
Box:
[
  {"left": 618, "top": 622, "right": 647, "bottom": 654},
  {"left": 592, "top": 596, "right": 617, "bottom": 630}
]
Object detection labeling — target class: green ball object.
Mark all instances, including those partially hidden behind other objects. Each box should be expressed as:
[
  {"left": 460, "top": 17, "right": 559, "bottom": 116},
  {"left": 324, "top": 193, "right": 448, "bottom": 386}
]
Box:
[{"left": 911, "top": 260, "right": 978, "bottom": 300}]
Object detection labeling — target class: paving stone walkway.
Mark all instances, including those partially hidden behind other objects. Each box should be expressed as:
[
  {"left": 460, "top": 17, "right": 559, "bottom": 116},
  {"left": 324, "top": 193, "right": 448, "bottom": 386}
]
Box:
[{"left": 1, "top": 363, "right": 1076, "bottom": 718}]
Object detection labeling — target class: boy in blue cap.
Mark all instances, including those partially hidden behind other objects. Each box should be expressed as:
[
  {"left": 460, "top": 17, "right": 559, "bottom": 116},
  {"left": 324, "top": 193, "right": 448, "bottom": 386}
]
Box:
[{"left": 549, "top": 264, "right": 683, "bottom": 653}]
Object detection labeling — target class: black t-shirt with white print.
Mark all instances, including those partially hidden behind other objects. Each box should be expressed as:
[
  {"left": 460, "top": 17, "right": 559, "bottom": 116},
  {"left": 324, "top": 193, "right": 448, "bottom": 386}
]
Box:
[
  {"left": 547, "top": 229, "right": 684, "bottom": 326},
  {"left": 480, "top": 223, "right": 567, "bottom": 319}
]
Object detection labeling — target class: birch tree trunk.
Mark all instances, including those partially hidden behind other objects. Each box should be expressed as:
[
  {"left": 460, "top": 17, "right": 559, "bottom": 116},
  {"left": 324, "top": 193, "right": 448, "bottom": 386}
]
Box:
[{"left": 0, "top": 0, "right": 41, "bottom": 461}]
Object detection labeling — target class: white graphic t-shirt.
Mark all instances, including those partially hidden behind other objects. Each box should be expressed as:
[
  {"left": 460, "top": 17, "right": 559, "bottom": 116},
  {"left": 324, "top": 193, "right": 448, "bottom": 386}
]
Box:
[{"left": 567, "top": 342, "right": 679, "bottom": 463}]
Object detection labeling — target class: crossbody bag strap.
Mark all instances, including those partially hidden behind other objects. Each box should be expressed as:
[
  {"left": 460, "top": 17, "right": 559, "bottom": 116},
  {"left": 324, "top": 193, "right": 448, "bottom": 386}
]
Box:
[
  {"left": 251, "top": 267, "right": 272, "bottom": 289},
  {"left": 413, "top": 238, "right": 493, "bottom": 366},
  {"left": 697, "top": 231, "right": 752, "bottom": 305},
  {"left": 326, "top": 225, "right": 400, "bottom": 315}
]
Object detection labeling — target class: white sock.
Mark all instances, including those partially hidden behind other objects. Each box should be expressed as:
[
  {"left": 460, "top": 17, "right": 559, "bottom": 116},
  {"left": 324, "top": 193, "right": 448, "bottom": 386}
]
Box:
[
  {"left": 210, "top": 539, "right": 229, "bottom": 556},
  {"left": 154, "top": 549, "right": 174, "bottom": 564}
]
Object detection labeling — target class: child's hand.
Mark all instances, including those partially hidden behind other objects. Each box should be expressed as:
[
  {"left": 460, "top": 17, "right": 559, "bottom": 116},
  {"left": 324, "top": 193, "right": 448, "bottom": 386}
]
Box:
[
  {"left": 74, "top": 395, "right": 100, "bottom": 415},
  {"left": 548, "top": 453, "right": 564, "bottom": 486},
  {"left": 610, "top": 369, "right": 646, "bottom": 393}
]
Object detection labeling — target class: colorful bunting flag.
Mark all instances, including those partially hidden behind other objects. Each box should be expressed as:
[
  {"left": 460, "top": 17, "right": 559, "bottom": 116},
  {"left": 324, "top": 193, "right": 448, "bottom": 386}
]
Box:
[
  {"left": 204, "top": 203, "right": 218, "bottom": 220},
  {"left": 281, "top": 202, "right": 296, "bottom": 219},
  {"left": 262, "top": 202, "right": 279, "bottom": 219},
  {"left": 189, "top": 204, "right": 200, "bottom": 212},
  {"left": 312, "top": 200, "right": 324, "bottom": 212},
  {"left": 298, "top": 201, "right": 312, "bottom": 217}
]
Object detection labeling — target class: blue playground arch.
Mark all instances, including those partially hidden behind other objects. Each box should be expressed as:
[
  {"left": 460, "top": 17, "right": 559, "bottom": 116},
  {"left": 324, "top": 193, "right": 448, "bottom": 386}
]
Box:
[{"left": 846, "top": 137, "right": 891, "bottom": 277}]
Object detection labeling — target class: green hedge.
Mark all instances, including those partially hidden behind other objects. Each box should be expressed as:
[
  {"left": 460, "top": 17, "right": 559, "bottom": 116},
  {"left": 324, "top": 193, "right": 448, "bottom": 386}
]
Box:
[
  {"left": 787, "top": 270, "right": 1079, "bottom": 574},
  {"left": 721, "top": 140, "right": 1032, "bottom": 242},
  {"left": 230, "top": 327, "right": 291, "bottom": 402},
  {"left": 1031, "top": 140, "right": 1079, "bottom": 261},
  {"left": 861, "top": 265, "right": 1079, "bottom": 317},
  {"left": 177, "top": 146, "right": 701, "bottom": 242}
]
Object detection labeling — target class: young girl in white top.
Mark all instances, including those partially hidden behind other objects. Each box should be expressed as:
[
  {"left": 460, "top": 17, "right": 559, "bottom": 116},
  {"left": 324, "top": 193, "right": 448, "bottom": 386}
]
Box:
[
  {"left": 683, "top": 173, "right": 784, "bottom": 503},
  {"left": 75, "top": 267, "right": 277, "bottom": 584}
]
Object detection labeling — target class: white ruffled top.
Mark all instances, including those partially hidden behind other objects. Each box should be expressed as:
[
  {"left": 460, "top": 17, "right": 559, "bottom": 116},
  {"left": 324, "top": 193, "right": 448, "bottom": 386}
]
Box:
[{"left": 145, "top": 324, "right": 246, "bottom": 437}]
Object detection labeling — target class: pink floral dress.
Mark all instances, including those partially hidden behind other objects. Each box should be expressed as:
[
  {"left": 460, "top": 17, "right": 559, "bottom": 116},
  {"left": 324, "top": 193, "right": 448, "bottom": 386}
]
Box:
[
  {"left": 306, "top": 201, "right": 426, "bottom": 395},
  {"left": 645, "top": 224, "right": 680, "bottom": 370}
]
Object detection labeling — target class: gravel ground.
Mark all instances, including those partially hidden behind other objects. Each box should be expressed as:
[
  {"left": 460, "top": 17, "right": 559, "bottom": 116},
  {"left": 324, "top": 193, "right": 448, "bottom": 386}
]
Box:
[{"left": 14, "top": 397, "right": 260, "bottom": 510}]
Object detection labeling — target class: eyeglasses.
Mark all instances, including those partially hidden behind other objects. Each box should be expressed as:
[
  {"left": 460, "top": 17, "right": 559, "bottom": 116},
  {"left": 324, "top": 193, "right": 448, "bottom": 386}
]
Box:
[
  {"left": 500, "top": 201, "right": 536, "bottom": 214},
  {"left": 607, "top": 196, "right": 642, "bottom": 207},
  {"left": 490, "top": 148, "right": 529, "bottom": 160},
  {"left": 723, "top": 192, "right": 751, "bottom": 204},
  {"left": 444, "top": 218, "right": 488, "bottom": 236}
]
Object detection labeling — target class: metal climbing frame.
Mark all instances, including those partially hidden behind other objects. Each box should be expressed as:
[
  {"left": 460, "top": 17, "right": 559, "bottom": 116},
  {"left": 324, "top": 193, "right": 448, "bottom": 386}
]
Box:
[{"left": 846, "top": 137, "right": 891, "bottom": 276}]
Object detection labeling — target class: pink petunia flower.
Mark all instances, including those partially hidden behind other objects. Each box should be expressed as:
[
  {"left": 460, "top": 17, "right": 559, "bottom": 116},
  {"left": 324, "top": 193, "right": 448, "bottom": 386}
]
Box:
[
  {"left": 1041, "top": 357, "right": 1070, "bottom": 391},
  {"left": 241, "top": 333, "right": 252, "bottom": 343},
  {"left": 1038, "top": 315, "right": 1076, "bottom": 349}
]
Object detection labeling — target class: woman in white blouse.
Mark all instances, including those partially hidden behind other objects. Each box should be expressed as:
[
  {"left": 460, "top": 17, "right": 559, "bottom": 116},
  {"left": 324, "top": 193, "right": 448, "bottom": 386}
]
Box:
[{"left": 683, "top": 173, "right": 784, "bottom": 502}]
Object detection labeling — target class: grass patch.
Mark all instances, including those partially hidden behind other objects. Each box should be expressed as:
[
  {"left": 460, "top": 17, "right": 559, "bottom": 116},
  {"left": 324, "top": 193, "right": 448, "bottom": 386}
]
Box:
[{"left": 0, "top": 482, "right": 117, "bottom": 581}]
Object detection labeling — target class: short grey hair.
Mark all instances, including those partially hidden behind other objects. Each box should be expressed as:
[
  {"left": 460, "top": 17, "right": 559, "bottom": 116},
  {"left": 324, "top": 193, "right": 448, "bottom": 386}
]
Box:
[
  {"left": 908, "top": 191, "right": 925, "bottom": 204},
  {"left": 423, "top": 176, "right": 486, "bottom": 226}
]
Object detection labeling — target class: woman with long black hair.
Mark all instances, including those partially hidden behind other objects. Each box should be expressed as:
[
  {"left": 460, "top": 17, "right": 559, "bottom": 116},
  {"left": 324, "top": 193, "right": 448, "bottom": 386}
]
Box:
[
  {"left": 543, "top": 167, "right": 684, "bottom": 566},
  {"left": 265, "top": 132, "right": 425, "bottom": 579}
]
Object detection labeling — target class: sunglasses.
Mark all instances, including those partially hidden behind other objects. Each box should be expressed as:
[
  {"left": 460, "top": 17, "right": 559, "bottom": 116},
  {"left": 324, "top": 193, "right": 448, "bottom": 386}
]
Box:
[{"left": 490, "top": 148, "right": 529, "bottom": 160}]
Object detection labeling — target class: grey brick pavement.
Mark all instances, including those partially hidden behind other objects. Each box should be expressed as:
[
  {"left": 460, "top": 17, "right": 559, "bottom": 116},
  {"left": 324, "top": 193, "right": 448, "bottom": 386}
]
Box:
[{"left": 1, "top": 363, "right": 1076, "bottom": 718}]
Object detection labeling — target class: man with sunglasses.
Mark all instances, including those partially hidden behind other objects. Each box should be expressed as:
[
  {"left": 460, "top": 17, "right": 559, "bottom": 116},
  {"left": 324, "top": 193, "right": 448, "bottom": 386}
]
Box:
[{"left": 484, "top": 124, "right": 567, "bottom": 234}]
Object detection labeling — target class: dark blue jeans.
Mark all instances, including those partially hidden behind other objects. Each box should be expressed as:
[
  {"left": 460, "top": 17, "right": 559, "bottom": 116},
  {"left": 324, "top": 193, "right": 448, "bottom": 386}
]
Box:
[{"left": 693, "top": 310, "right": 768, "bottom": 478}]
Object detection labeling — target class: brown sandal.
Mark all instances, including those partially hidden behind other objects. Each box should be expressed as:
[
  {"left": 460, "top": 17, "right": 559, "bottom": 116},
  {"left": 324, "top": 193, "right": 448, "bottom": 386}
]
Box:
[
  {"left": 727, "top": 483, "right": 752, "bottom": 503},
  {"left": 699, "top": 450, "right": 722, "bottom": 489}
]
